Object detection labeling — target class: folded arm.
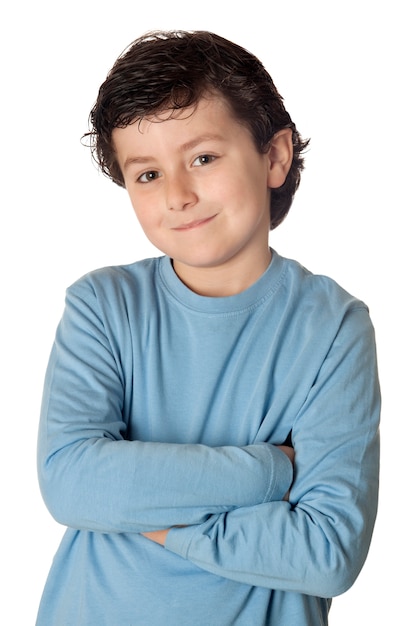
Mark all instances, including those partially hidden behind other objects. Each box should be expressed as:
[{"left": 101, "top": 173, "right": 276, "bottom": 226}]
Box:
[
  {"left": 37, "top": 282, "right": 293, "bottom": 534},
  {"left": 142, "top": 444, "right": 295, "bottom": 543},
  {"left": 149, "top": 308, "right": 381, "bottom": 597}
]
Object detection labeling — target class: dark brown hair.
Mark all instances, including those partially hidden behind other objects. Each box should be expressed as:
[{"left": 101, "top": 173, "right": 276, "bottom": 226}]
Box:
[{"left": 86, "top": 30, "right": 309, "bottom": 229}]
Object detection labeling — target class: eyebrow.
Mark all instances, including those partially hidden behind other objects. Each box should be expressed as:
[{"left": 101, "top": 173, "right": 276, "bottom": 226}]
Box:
[{"left": 123, "top": 134, "right": 224, "bottom": 170}]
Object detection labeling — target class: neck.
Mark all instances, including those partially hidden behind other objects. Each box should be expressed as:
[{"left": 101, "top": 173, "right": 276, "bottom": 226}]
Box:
[{"left": 172, "top": 247, "right": 272, "bottom": 297}]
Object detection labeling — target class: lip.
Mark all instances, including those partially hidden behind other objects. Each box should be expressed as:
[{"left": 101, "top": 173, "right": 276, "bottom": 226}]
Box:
[{"left": 172, "top": 215, "right": 217, "bottom": 231}]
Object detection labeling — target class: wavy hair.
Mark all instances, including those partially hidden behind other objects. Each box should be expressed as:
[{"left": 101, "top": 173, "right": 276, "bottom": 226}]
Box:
[{"left": 86, "top": 31, "right": 309, "bottom": 229}]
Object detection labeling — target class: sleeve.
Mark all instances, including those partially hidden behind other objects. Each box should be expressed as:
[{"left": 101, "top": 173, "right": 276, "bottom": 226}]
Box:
[
  {"left": 165, "top": 306, "right": 380, "bottom": 598},
  {"left": 37, "top": 279, "right": 293, "bottom": 533}
]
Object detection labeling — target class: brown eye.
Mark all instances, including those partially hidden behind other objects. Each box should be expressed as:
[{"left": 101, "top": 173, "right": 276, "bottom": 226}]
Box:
[
  {"left": 193, "top": 155, "right": 216, "bottom": 167},
  {"left": 138, "top": 170, "right": 160, "bottom": 183}
]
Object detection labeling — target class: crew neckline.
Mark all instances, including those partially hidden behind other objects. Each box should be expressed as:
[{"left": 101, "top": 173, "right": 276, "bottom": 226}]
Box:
[{"left": 158, "top": 249, "right": 286, "bottom": 315}]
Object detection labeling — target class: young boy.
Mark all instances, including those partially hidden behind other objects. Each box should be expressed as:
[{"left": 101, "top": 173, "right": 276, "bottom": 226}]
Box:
[{"left": 36, "top": 31, "right": 380, "bottom": 625}]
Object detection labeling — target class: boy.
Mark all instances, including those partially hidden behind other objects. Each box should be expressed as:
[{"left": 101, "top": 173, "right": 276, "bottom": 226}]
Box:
[{"left": 36, "top": 31, "right": 380, "bottom": 625}]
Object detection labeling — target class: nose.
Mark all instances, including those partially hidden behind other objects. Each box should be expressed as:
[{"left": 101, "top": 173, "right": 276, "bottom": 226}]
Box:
[{"left": 166, "top": 171, "right": 197, "bottom": 211}]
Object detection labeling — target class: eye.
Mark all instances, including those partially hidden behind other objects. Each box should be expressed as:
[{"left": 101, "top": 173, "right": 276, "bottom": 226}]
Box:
[
  {"left": 192, "top": 154, "right": 216, "bottom": 167},
  {"left": 137, "top": 170, "right": 161, "bottom": 183}
]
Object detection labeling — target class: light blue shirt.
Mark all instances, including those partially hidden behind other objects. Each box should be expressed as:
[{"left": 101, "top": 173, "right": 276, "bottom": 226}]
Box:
[{"left": 37, "top": 251, "right": 380, "bottom": 625}]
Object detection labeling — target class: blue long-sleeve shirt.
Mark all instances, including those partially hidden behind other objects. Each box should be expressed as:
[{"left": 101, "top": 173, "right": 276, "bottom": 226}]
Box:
[{"left": 36, "top": 250, "right": 380, "bottom": 625}]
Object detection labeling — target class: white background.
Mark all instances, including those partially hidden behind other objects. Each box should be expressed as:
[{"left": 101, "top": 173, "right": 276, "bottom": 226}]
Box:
[{"left": 1, "top": 1, "right": 415, "bottom": 623}]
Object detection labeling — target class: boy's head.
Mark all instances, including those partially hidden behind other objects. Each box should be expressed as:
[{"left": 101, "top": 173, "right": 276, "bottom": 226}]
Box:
[{"left": 87, "top": 30, "right": 308, "bottom": 229}]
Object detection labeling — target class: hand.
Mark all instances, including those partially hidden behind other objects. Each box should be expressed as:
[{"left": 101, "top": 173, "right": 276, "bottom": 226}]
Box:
[
  {"left": 276, "top": 444, "right": 295, "bottom": 501},
  {"left": 277, "top": 444, "right": 295, "bottom": 465},
  {"left": 142, "top": 525, "right": 187, "bottom": 546},
  {"left": 141, "top": 528, "right": 170, "bottom": 546}
]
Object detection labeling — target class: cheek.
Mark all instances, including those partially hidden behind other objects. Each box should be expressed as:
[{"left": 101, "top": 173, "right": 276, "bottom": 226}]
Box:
[
  {"left": 127, "top": 190, "right": 157, "bottom": 228},
  {"left": 224, "top": 170, "right": 267, "bottom": 213},
  {"left": 133, "top": 208, "right": 157, "bottom": 233}
]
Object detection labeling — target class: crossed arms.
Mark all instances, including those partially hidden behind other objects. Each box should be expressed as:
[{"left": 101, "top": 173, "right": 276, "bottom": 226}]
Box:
[
  {"left": 142, "top": 445, "right": 295, "bottom": 546},
  {"left": 38, "top": 277, "right": 380, "bottom": 598}
]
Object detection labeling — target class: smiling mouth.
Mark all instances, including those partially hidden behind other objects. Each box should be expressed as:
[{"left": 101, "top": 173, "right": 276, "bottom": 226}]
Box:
[{"left": 172, "top": 215, "right": 217, "bottom": 231}]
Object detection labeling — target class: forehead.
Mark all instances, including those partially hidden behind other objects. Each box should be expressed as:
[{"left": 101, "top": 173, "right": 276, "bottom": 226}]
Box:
[{"left": 112, "top": 95, "right": 250, "bottom": 159}]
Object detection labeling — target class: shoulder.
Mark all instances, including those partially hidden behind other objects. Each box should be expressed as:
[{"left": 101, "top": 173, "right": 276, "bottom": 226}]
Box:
[
  {"left": 280, "top": 255, "right": 368, "bottom": 314},
  {"left": 67, "top": 256, "right": 163, "bottom": 299},
  {"left": 270, "top": 257, "right": 378, "bottom": 382},
  {"left": 274, "top": 255, "right": 374, "bottom": 344},
  {"left": 61, "top": 257, "right": 166, "bottom": 327}
]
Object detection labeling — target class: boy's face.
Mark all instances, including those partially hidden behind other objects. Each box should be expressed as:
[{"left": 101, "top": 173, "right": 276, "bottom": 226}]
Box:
[{"left": 113, "top": 95, "right": 291, "bottom": 295}]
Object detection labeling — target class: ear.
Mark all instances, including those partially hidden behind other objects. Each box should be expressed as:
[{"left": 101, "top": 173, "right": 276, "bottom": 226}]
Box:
[{"left": 266, "top": 128, "right": 293, "bottom": 189}]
